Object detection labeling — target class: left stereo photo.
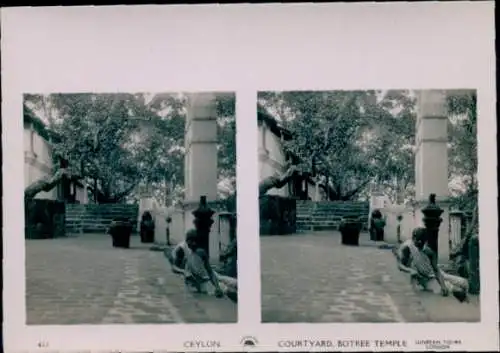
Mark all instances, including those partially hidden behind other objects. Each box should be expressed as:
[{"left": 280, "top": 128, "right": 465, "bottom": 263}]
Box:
[{"left": 23, "top": 92, "right": 238, "bottom": 325}]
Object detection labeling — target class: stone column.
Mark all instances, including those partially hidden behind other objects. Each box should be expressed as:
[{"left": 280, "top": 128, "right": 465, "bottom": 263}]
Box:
[
  {"left": 414, "top": 90, "right": 450, "bottom": 262},
  {"left": 184, "top": 92, "right": 219, "bottom": 262}
]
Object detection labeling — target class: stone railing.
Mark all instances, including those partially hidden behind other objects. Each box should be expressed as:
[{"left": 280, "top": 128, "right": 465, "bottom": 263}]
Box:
[
  {"left": 218, "top": 212, "right": 236, "bottom": 255},
  {"left": 168, "top": 208, "right": 185, "bottom": 245},
  {"left": 148, "top": 206, "right": 169, "bottom": 245},
  {"left": 449, "top": 210, "right": 465, "bottom": 251},
  {"left": 165, "top": 202, "right": 236, "bottom": 264},
  {"left": 377, "top": 204, "right": 414, "bottom": 244}
]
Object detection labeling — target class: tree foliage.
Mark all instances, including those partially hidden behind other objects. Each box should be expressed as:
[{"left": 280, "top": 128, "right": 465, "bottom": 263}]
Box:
[
  {"left": 447, "top": 91, "right": 477, "bottom": 193},
  {"left": 446, "top": 90, "right": 478, "bottom": 212},
  {"left": 24, "top": 92, "right": 236, "bottom": 205},
  {"left": 258, "top": 90, "right": 416, "bottom": 201}
]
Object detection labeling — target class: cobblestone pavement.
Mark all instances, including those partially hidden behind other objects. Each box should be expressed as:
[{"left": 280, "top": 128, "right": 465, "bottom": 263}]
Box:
[
  {"left": 26, "top": 234, "right": 237, "bottom": 325},
  {"left": 261, "top": 231, "right": 480, "bottom": 323}
]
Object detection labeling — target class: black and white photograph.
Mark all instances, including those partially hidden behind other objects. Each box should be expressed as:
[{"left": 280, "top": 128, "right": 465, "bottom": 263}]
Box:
[
  {"left": 2, "top": 2, "right": 497, "bottom": 352},
  {"left": 23, "top": 92, "right": 238, "bottom": 324},
  {"left": 258, "top": 89, "right": 481, "bottom": 323}
]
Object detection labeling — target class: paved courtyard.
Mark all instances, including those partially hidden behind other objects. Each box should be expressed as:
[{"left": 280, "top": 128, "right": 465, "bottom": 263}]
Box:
[
  {"left": 26, "top": 234, "right": 237, "bottom": 325},
  {"left": 261, "top": 231, "right": 480, "bottom": 323}
]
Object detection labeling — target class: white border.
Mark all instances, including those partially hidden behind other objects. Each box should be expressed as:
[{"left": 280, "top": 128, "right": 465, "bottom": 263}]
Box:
[{"left": 2, "top": 2, "right": 497, "bottom": 352}]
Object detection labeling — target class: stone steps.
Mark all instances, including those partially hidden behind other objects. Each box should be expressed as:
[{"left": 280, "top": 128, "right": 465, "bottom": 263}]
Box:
[
  {"left": 66, "top": 212, "right": 138, "bottom": 217},
  {"left": 294, "top": 201, "right": 369, "bottom": 233},
  {"left": 65, "top": 204, "right": 139, "bottom": 234},
  {"left": 66, "top": 215, "right": 138, "bottom": 221}
]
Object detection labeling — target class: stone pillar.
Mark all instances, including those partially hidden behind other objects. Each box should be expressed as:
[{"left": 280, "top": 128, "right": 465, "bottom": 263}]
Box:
[
  {"left": 184, "top": 93, "right": 219, "bottom": 262},
  {"left": 415, "top": 90, "right": 450, "bottom": 262}
]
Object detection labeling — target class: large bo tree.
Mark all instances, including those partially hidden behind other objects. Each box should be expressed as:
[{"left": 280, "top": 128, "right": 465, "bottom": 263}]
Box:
[
  {"left": 258, "top": 90, "right": 416, "bottom": 201},
  {"left": 24, "top": 92, "right": 237, "bottom": 205}
]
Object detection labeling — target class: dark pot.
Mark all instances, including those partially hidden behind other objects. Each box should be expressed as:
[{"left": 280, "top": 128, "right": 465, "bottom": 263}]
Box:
[
  {"left": 141, "top": 220, "right": 155, "bottom": 243},
  {"left": 140, "top": 229, "right": 155, "bottom": 243},
  {"left": 140, "top": 220, "right": 155, "bottom": 243},
  {"left": 110, "top": 220, "right": 132, "bottom": 248},
  {"left": 339, "top": 221, "right": 361, "bottom": 246},
  {"left": 373, "top": 227, "right": 384, "bottom": 241}
]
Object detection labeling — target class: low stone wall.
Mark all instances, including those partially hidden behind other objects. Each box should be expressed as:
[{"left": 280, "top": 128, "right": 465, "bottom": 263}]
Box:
[
  {"left": 65, "top": 204, "right": 139, "bottom": 234},
  {"left": 377, "top": 204, "right": 409, "bottom": 244},
  {"left": 150, "top": 206, "right": 169, "bottom": 245},
  {"left": 168, "top": 208, "right": 185, "bottom": 245},
  {"left": 167, "top": 204, "right": 236, "bottom": 264},
  {"left": 25, "top": 199, "right": 66, "bottom": 239},
  {"left": 260, "top": 195, "right": 297, "bottom": 235},
  {"left": 218, "top": 212, "right": 236, "bottom": 252}
]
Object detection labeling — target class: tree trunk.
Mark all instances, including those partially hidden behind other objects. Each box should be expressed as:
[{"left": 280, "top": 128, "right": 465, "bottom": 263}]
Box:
[
  {"left": 24, "top": 168, "right": 70, "bottom": 201},
  {"left": 325, "top": 175, "right": 329, "bottom": 200},
  {"left": 319, "top": 178, "right": 370, "bottom": 201},
  {"left": 94, "top": 178, "right": 98, "bottom": 203},
  {"left": 259, "top": 165, "right": 298, "bottom": 197}
]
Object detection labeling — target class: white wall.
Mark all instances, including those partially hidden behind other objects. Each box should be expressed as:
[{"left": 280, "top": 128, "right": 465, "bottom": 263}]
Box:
[
  {"left": 152, "top": 206, "right": 169, "bottom": 244},
  {"left": 258, "top": 123, "right": 290, "bottom": 197},
  {"left": 24, "top": 123, "right": 87, "bottom": 203},
  {"left": 169, "top": 208, "right": 185, "bottom": 245},
  {"left": 257, "top": 123, "right": 330, "bottom": 201},
  {"left": 33, "top": 131, "right": 53, "bottom": 167},
  {"left": 24, "top": 124, "right": 58, "bottom": 200},
  {"left": 379, "top": 204, "right": 408, "bottom": 244},
  {"left": 295, "top": 179, "right": 320, "bottom": 200},
  {"left": 75, "top": 184, "right": 88, "bottom": 204},
  {"left": 370, "top": 193, "right": 391, "bottom": 210}
]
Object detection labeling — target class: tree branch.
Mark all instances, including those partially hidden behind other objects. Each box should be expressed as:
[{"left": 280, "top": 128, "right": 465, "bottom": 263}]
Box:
[
  {"left": 319, "top": 180, "right": 341, "bottom": 200},
  {"left": 24, "top": 168, "right": 70, "bottom": 201},
  {"left": 341, "top": 179, "right": 372, "bottom": 200},
  {"left": 259, "top": 165, "right": 298, "bottom": 197},
  {"left": 113, "top": 183, "right": 139, "bottom": 202}
]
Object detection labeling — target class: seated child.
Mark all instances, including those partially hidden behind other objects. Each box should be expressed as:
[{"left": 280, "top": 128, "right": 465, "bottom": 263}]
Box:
[
  {"left": 169, "top": 229, "right": 225, "bottom": 297},
  {"left": 397, "top": 227, "right": 469, "bottom": 302}
]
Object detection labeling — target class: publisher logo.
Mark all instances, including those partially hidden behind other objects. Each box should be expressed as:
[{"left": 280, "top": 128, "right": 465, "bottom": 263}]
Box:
[
  {"left": 415, "top": 339, "right": 461, "bottom": 350},
  {"left": 241, "top": 336, "right": 258, "bottom": 348}
]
